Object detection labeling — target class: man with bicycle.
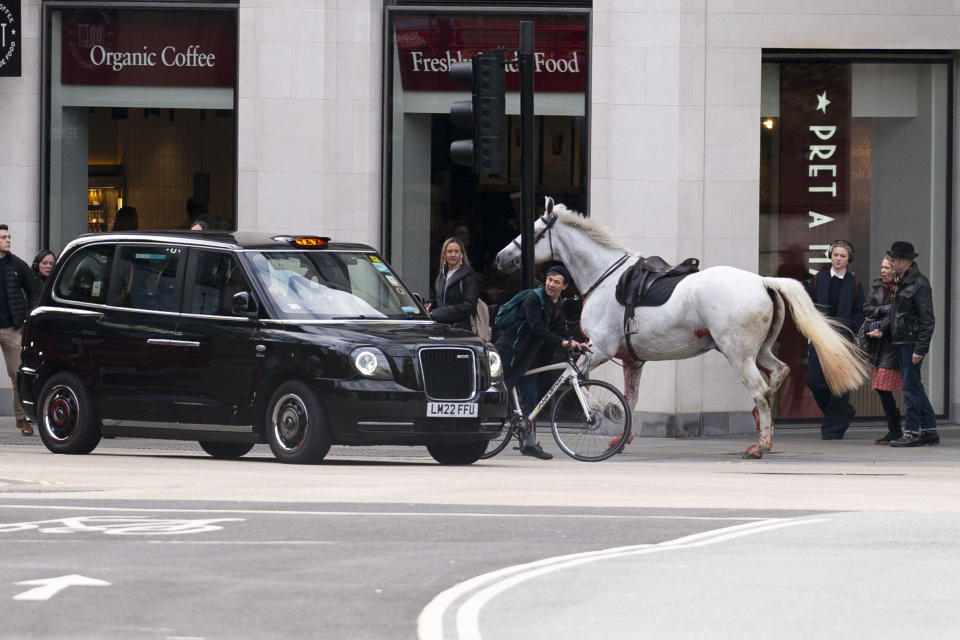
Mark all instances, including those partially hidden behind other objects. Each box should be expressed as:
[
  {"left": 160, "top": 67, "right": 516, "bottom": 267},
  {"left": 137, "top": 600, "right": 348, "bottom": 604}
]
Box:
[{"left": 494, "top": 265, "right": 589, "bottom": 460}]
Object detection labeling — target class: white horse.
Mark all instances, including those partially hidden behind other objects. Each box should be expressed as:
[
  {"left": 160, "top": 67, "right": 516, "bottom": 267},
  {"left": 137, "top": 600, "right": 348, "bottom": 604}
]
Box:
[{"left": 495, "top": 200, "right": 869, "bottom": 458}]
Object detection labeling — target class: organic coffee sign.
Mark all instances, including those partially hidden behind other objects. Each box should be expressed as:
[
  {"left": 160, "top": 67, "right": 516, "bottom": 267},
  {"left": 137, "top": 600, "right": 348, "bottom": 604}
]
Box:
[
  {"left": 61, "top": 9, "right": 235, "bottom": 87},
  {"left": 393, "top": 14, "right": 586, "bottom": 92},
  {"left": 0, "top": 0, "right": 20, "bottom": 77}
]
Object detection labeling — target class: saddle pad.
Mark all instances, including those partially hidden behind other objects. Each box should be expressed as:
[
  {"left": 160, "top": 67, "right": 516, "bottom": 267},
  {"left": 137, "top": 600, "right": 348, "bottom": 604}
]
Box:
[{"left": 635, "top": 274, "right": 692, "bottom": 307}]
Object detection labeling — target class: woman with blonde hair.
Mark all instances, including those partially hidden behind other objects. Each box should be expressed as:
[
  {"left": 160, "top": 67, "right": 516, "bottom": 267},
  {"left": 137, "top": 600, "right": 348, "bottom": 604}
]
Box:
[{"left": 426, "top": 236, "right": 478, "bottom": 331}]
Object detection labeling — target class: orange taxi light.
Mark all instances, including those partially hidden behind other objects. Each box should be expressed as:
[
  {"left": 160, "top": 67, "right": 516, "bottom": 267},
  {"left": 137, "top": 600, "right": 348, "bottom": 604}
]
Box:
[{"left": 293, "top": 237, "right": 330, "bottom": 247}]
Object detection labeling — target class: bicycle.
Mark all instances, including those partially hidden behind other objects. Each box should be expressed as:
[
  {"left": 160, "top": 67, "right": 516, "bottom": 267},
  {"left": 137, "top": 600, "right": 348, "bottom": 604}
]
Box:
[{"left": 482, "top": 350, "right": 632, "bottom": 462}]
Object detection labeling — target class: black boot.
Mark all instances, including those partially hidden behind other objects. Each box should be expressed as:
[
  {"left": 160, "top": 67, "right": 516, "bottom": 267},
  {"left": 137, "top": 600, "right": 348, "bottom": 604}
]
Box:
[{"left": 875, "top": 407, "right": 902, "bottom": 445}]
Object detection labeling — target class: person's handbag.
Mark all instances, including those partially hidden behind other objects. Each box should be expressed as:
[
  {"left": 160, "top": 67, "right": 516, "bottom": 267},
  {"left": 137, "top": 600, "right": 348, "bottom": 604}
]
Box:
[
  {"left": 470, "top": 298, "right": 492, "bottom": 342},
  {"left": 856, "top": 320, "right": 881, "bottom": 365}
]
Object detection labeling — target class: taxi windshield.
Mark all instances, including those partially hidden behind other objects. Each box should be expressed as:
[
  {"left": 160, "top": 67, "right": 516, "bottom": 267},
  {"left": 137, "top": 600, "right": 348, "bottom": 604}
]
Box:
[{"left": 248, "top": 250, "right": 427, "bottom": 320}]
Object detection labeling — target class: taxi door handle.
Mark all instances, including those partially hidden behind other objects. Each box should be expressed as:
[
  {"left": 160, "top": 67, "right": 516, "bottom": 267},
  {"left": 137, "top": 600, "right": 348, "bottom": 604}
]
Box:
[{"left": 147, "top": 339, "right": 200, "bottom": 348}]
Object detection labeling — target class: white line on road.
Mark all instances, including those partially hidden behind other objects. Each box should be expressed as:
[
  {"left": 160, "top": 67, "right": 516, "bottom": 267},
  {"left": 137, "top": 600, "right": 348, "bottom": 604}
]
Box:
[
  {"left": 0, "top": 503, "right": 775, "bottom": 521},
  {"left": 13, "top": 574, "right": 110, "bottom": 601},
  {"left": 418, "top": 516, "right": 829, "bottom": 640}
]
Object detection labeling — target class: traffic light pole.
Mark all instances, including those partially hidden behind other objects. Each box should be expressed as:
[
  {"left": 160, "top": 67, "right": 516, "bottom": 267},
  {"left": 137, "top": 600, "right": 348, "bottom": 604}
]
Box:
[{"left": 519, "top": 21, "right": 535, "bottom": 291}]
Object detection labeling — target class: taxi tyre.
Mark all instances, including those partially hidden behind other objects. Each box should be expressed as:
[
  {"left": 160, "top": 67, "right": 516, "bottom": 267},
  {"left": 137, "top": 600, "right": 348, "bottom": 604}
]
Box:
[
  {"left": 37, "top": 372, "right": 102, "bottom": 455},
  {"left": 426, "top": 439, "right": 488, "bottom": 465},
  {"left": 265, "top": 380, "right": 332, "bottom": 464},
  {"left": 199, "top": 441, "right": 255, "bottom": 459}
]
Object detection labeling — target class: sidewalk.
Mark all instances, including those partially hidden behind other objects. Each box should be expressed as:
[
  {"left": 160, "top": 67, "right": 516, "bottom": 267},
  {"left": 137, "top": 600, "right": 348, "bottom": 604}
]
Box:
[{"left": 3, "top": 415, "right": 958, "bottom": 465}]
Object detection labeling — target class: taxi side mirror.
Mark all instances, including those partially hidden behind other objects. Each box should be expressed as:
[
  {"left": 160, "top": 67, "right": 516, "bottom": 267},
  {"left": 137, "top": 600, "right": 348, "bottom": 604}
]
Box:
[{"left": 231, "top": 291, "right": 259, "bottom": 317}]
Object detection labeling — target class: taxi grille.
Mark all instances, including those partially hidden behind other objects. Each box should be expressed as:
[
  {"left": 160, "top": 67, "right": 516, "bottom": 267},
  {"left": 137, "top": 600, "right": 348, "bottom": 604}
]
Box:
[{"left": 419, "top": 347, "right": 476, "bottom": 401}]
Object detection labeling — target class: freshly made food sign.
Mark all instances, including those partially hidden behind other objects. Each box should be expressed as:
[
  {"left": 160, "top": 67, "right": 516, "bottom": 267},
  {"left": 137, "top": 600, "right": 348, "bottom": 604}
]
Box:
[
  {"left": 394, "top": 15, "right": 586, "bottom": 92},
  {"left": 61, "top": 9, "right": 235, "bottom": 87}
]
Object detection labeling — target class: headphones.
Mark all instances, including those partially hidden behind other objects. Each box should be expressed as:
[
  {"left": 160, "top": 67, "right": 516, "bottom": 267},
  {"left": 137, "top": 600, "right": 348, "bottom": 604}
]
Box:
[{"left": 828, "top": 239, "right": 854, "bottom": 263}]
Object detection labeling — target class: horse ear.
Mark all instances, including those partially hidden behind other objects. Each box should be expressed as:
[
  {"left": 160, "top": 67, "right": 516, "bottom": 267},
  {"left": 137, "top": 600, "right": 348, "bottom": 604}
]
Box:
[{"left": 544, "top": 196, "right": 554, "bottom": 214}]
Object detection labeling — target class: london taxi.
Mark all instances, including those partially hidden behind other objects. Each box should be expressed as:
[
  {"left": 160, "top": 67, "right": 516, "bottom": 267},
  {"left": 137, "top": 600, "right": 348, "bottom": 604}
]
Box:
[{"left": 17, "top": 232, "right": 506, "bottom": 464}]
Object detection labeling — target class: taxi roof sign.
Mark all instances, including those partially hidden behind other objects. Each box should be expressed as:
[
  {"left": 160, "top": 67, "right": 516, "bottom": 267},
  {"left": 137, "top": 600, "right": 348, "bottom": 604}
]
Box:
[{"left": 291, "top": 236, "right": 330, "bottom": 247}]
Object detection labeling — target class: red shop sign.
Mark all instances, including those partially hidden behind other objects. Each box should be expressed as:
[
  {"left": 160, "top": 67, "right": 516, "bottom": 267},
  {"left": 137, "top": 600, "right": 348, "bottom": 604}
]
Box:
[
  {"left": 394, "top": 15, "right": 586, "bottom": 92},
  {"left": 61, "top": 9, "right": 235, "bottom": 87}
]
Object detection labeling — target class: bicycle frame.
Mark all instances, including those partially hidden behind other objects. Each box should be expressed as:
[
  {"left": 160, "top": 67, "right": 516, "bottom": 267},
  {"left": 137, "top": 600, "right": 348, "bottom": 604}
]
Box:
[{"left": 510, "top": 357, "right": 591, "bottom": 424}]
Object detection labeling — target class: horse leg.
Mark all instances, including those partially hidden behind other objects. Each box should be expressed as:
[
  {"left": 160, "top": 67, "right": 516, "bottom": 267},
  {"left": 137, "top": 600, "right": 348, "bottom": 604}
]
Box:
[
  {"left": 613, "top": 360, "right": 643, "bottom": 447},
  {"left": 722, "top": 353, "right": 773, "bottom": 459}
]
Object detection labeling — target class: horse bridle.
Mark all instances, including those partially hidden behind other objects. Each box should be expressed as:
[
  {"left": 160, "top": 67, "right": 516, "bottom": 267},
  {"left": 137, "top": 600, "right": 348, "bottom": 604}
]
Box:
[{"left": 511, "top": 213, "right": 559, "bottom": 262}]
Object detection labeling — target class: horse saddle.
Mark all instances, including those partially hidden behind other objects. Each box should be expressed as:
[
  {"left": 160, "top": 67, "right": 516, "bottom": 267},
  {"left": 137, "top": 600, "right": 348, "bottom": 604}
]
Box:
[
  {"left": 615, "top": 256, "right": 700, "bottom": 308},
  {"left": 616, "top": 255, "right": 700, "bottom": 362}
]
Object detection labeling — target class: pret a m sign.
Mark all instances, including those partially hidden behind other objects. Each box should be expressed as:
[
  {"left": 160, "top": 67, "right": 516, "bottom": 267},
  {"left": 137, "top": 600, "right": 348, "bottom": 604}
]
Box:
[{"left": 0, "top": 1, "right": 21, "bottom": 77}]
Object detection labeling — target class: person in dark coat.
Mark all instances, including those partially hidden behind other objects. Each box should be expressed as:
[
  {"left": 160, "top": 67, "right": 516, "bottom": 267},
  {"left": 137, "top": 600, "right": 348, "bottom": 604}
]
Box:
[
  {"left": 806, "top": 239, "right": 864, "bottom": 440},
  {"left": 884, "top": 241, "right": 939, "bottom": 447},
  {"left": 427, "top": 237, "right": 478, "bottom": 331},
  {"left": 863, "top": 256, "right": 902, "bottom": 444},
  {"left": 0, "top": 225, "right": 42, "bottom": 435},
  {"left": 31, "top": 250, "right": 56, "bottom": 285},
  {"left": 494, "top": 265, "right": 589, "bottom": 460}
]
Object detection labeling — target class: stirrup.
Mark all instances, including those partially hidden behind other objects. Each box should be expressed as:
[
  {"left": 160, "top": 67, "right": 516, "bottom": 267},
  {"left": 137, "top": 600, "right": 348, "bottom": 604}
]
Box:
[{"left": 625, "top": 317, "right": 640, "bottom": 336}]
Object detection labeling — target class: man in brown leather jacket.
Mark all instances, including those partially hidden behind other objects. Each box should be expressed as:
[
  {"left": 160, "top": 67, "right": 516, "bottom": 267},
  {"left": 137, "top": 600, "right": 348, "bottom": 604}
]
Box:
[{"left": 885, "top": 241, "right": 939, "bottom": 447}]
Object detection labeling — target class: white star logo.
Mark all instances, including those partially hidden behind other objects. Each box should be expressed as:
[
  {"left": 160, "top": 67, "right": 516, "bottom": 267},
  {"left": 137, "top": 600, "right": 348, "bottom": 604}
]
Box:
[{"left": 816, "top": 91, "right": 831, "bottom": 113}]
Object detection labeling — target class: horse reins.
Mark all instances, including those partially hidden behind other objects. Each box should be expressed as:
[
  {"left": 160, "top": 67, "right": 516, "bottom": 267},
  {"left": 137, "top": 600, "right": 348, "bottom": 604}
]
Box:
[{"left": 581, "top": 254, "right": 631, "bottom": 300}]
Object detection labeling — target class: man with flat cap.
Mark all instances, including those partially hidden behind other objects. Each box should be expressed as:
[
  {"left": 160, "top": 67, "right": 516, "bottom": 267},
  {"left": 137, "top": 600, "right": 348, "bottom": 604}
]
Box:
[
  {"left": 883, "top": 241, "right": 939, "bottom": 447},
  {"left": 495, "top": 264, "right": 589, "bottom": 459}
]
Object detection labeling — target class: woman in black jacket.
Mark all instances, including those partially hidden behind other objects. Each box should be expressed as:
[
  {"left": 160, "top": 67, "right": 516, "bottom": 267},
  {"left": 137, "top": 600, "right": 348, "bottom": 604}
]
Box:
[
  {"left": 863, "top": 256, "right": 902, "bottom": 444},
  {"left": 427, "top": 237, "right": 478, "bottom": 331},
  {"left": 31, "top": 250, "right": 56, "bottom": 285}
]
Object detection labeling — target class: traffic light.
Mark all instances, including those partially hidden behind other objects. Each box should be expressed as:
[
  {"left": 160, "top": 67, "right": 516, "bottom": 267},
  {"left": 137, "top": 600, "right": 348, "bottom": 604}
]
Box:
[{"left": 449, "top": 50, "right": 507, "bottom": 175}]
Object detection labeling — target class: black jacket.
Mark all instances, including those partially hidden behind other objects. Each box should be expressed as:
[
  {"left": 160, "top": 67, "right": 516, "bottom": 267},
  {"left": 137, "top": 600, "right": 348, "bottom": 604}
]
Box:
[
  {"left": 808, "top": 269, "right": 864, "bottom": 335},
  {"left": 890, "top": 262, "right": 935, "bottom": 356},
  {"left": 1, "top": 253, "right": 41, "bottom": 327},
  {"left": 494, "top": 287, "right": 564, "bottom": 372},
  {"left": 862, "top": 278, "right": 899, "bottom": 371},
  {"left": 430, "top": 264, "right": 478, "bottom": 331}
]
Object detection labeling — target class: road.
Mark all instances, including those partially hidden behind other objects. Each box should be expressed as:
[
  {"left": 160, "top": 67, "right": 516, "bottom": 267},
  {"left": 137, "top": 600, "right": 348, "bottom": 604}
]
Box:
[{"left": 2, "top": 422, "right": 959, "bottom": 639}]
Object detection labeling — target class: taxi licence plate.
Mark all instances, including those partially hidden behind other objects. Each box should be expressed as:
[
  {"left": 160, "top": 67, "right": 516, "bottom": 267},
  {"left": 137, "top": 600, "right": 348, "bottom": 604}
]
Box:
[{"left": 427, "top": 402, "right": 478, "bottom": 418}]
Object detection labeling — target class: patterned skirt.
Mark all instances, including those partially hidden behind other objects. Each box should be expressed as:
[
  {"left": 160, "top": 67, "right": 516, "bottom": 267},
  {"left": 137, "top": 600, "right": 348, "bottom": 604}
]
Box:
[{"left": 872, "top": 367, "right": 903, "bottom": 392}]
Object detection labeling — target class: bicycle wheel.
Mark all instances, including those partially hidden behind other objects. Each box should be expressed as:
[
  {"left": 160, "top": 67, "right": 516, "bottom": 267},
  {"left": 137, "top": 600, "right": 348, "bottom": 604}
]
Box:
[
  {"left": 550, "top": 379, "right": 631, "bottom": 461},
  {"left": 480, "top": 424, "right": 514, "bottom": 459}
]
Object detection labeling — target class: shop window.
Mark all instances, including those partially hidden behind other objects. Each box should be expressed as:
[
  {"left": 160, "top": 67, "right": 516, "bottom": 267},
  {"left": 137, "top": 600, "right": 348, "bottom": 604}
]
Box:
[
  {"left": 43, "top": 6, "right": 238, "bottom": 253},
  {"left": 383, "top": 9, "right": 589, "bottom": 306},
  {"left": 759, "top": 56, "right": 951, "bottom": 419}
]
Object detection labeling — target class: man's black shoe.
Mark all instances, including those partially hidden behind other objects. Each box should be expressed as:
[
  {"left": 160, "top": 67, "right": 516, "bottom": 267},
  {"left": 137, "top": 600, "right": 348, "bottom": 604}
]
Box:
[
  {"left": 874, "top": 430, "right": 902, "bottom": 445},
  {"left": 920, "top": 430, "right": 941, "bottom": 446},
  {"left": 520, "top": 443, "right": 553, "bottom": 460},
  {"left": 890, "top": 431, "right": 923, "bottom": 447}
]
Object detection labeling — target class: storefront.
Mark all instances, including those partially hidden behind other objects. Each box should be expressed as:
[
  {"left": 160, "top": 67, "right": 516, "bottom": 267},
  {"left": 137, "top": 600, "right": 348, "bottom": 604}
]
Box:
[
  {"left": 42, "top": 2, "right": 237, "bottom": 252},
  {"left": 3, "top": 2, "right": 959, "bottom": 428},
  {"left": 382, "top": 6, "right": 589, "bottom": 304}
]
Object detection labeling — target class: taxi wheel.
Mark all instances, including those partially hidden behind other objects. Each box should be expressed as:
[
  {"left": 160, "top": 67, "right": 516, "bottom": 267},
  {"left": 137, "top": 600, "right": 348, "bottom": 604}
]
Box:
[
  {"left": 37, "top": 372, "right": 101, "bottom": 455},
  {"left": 199, "top": 441, "right": 255, "bottom": 459},
  {"left": 265, "top": 381, "right": 331, "bottom": 464},
  {"left": 426, "top": 440, "right": 487, "bottom": 465}
]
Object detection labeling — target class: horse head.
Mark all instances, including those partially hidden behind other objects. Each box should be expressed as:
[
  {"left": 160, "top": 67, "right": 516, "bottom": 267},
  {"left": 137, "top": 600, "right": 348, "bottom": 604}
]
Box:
[{"left": 495, "top": 197, "right": 563, "bottom": 273}]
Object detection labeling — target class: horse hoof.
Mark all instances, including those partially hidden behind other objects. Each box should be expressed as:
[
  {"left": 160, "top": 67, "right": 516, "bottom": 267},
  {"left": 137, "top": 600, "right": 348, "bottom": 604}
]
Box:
[{"left": 743, "top": 445, "right": 763, "bottom": 459}]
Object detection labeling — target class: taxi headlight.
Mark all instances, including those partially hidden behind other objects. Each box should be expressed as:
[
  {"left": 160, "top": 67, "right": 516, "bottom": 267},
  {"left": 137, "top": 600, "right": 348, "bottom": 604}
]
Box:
[
  {"left": 487, "top": 348, "right": 503, "bottom": 379},
  {"left": 351, "top": 348, "right": 392, "bottom": 379}
]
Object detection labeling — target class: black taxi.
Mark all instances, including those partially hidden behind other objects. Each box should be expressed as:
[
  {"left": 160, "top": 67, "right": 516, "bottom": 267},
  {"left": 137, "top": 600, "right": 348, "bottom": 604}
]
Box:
[{"left": 17, "top": 232, "right": 506, "bottom": 464}]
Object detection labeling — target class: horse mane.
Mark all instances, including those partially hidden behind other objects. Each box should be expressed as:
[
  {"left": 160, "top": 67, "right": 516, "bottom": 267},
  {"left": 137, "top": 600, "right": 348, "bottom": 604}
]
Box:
[{"left": 552, "top": 204, "right": 632, "bottom": 253}]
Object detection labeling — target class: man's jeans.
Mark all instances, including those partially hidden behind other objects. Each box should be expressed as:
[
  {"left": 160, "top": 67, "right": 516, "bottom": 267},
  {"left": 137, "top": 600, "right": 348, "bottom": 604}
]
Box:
[
  {"left": 898, "top": 343, "right": 936, "bottom": 432},
  {"left": 0, "top": 327, "right": 25, "bottom": 422}
]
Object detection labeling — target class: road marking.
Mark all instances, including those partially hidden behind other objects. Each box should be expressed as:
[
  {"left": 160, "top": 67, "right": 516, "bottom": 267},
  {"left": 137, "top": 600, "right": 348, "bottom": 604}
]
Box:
[
  {"left": 0, "top": 515, "right": 244, "bottom": 535},
  {"left": 418, "top": 516, "right": 828, "bottom": 640},
  {"left": 0, "top": 504, "right": 775, "bottom": 521},
  {"left": 13, "top": 574, "right": 110, "bottom": 601}
]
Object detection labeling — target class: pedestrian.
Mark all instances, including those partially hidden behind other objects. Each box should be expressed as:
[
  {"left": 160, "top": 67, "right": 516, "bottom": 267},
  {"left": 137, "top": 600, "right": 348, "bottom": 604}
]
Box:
[
  {"left": 862, "top": 256, "right": 902, "bottom": 444},
  {"left": 884, "top": 241, "right": 939, "bottom": 447},
  {"left": 806, "top": 239, "right": 864, "bottom": 440},
  {"left": 0, "top": 225, "right": 42, "bottom": 435},
  {"left": 426, "top": 237, "right": 478, "bottom": 331},
  {"left": 31, "top": 250, "right": 56, "bottom": 285},
  {"left": 113, "top": 206, "right": 139, "bottom": 231},
  {"left": 494, "top": 264, "right": 589, "bottom": 460}
]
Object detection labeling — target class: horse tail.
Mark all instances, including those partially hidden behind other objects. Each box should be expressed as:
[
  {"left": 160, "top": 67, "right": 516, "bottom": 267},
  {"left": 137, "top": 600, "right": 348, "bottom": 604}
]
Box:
[
  {"left": 761, "top": 287, "right": 786, "bottom": 354},
  {"left": 761, "top": 277, "right": 869, "bottom": 395}
]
